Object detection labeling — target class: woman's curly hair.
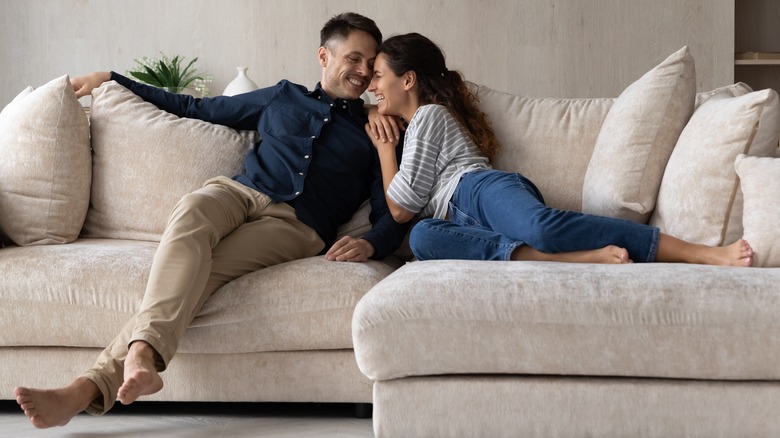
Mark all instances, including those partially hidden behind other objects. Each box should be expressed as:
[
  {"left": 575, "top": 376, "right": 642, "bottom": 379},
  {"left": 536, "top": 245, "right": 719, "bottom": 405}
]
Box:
[{"left": 378, "top": 33, "right": 500, "bottom": 160}]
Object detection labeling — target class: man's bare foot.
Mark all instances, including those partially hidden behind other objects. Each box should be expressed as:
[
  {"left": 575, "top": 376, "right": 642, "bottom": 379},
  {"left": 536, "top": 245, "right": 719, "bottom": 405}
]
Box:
[
  {"left": 117, "top": 341, "right": 164, "bottom": 405},
  {"left": 512, "top": 245, "right": 631, "bottom": 264},
  {"left": 15, "top": 378, "right": 99, "bottom": 428}
]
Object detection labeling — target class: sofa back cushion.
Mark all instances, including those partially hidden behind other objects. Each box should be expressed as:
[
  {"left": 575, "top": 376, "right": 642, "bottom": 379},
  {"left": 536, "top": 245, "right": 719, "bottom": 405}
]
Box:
[
  {"left": 475, "top": 85, "right": 612, "bottom": 212},
  {"left": 0, "top": 75, "right": 91, "bottom": 245},
  {"left": 82, "top": 81, "right": 256, "bottom": 241},
  {"left": 650, "top": 87, "right": 780, "bottom": 246}
]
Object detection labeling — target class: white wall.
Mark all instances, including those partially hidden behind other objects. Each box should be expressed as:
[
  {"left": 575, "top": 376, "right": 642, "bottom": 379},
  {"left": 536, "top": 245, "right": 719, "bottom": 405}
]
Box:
[{"left": 0, "top": 0, "right": 733, "bottom": 107}]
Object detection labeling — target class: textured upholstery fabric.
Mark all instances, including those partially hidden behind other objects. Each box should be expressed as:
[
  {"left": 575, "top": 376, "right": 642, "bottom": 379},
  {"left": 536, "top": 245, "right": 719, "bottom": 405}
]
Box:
[
  {"left": 582, "top": 47, "right": 695, "bottom": 223},
  {"left": 354, "top": 260, "right": 780, "bottom": 382},
  {"left": 372, "top": 377, "right": 780, "bottom": 438},
  {"left": 651, "top": 88, "right": 780, "bottom": 245},
  {"left": 82, "top": 81, "right": 256, "bottom": 241},
  {"left": 735, "top": 154, "right": 780, "bottom": 267},
  {"left": 0, "top": 238, "right": 403, "bottom": 352},
  {"left": 474, "top": 85, "right": 613, "bottom": 212},
  {"left": 0, "top": 75, "right": 91, "bottom": 245}
]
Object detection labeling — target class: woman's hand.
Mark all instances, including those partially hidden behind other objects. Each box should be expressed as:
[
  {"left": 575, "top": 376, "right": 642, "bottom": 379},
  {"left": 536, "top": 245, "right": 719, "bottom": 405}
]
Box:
[
  {"left": 71, "top": 71, "right": 111, "bottom": 98},
  {"left": 366, "top": 105, "right": 405, "bottom": 144}
]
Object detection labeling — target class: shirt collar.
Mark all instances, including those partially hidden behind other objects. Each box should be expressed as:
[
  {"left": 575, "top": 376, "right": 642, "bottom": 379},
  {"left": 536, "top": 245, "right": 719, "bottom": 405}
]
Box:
[{"left": 309, "top": 83, "right": 366, "bottom": 118}]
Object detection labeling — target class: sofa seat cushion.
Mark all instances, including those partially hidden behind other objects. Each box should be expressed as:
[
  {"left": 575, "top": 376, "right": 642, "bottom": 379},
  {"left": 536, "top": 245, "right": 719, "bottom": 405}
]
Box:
[
  {"left": 353, "top": 260, "right": 780, "bottom": 382},
  {"left": 0, "top": 238, "right": 402, "bottom": 352}
]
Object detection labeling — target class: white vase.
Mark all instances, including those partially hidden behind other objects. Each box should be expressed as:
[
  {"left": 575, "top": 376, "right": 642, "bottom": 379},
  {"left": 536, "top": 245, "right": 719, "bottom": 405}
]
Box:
[{"left": 223, "top": 67, "right": 259, "bottom": 96}]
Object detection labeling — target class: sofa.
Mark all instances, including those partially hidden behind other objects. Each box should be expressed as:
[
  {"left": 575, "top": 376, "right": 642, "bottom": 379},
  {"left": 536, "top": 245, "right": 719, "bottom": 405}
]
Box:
[
  {"left": 0, "top": 74, "right": 408, "bottom": 411},
  {"left": 352, "top": 47, "right": 780, "bottom": 437},
  {"left": 2, "top": 45, "right": 780, "bottom": 437}
]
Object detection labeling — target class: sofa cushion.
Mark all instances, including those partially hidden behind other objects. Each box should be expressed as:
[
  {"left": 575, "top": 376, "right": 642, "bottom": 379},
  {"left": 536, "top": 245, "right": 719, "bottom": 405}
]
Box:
[
  {"left": 581, "top": 46, "right": 695, "bottom": 223},
  {"left": 475, "top": 84, "right": 613, "bottom": 212},
  {"left": 0, "top": 238, "right": 403, "bottom": 352},
  {"left": 81, "top": 81, "right": 256, "bottom": 241},
  {"left": 734, "top": 154, "right": 780, "bottom": 267},
  {"left": 0, "top": 76, "right": 91, "bottom": 245},
  {"left": 695, "top": 82, "right": 752, "bottom": 108},
  {"left": 354, "top": 260, "right": 780, "bottom": 382},
  {"left": 650, "top": 88, "right": 780, "bottom": 245}
]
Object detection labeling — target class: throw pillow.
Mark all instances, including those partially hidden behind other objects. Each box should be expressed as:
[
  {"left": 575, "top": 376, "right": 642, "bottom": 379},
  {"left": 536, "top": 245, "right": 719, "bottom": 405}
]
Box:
[
  {"left": 581, "top": 46, "right": 695, "bottom": 223},
  {"left": 734, "top": 154, "right": 780, "bottom": 267},
  {"left": 82, "top": 81, "right": 256, "bottom": 241},
  {"left": 0, "top": 75, "right": 91, "bottom": 245},
  {"left": 695, "top": 82, "right": 752, "bottom": 109},
  {"left": 650, "top": 88, "right": 780, "bottom": 246}
]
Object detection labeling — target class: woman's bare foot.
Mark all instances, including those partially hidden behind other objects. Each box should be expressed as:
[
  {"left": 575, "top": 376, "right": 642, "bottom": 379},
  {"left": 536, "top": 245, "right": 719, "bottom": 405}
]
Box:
[
  {"left": 117, "top": 341, "right": 164, "bottom": 405},
  {"left": 657, "top": 235, "right": 754, "bottom": 266},
  {"left": 15, "top": 378, "right": 99, "bottom": 428},
  {"left": 697, "top": 238, "right": 754, "bottom": 267},
  {"left": 512, "top": 245, "right": 631, "bottom": 264}
]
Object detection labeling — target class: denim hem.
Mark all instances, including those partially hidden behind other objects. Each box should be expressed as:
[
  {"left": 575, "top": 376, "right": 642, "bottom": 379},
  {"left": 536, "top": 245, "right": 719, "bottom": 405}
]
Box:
[{"left": 646, "top": 227, "right": 661, "bottom": 262}]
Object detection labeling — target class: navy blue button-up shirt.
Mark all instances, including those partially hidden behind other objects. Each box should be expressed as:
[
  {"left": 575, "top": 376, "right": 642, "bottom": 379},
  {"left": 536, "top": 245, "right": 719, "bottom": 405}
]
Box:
[{"left": 110, "top": 72, "right": 407, "bottom": 259}]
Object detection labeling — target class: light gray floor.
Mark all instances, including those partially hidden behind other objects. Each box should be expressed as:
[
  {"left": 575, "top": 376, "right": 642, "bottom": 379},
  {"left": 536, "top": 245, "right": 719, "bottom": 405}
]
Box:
[{"left": 0, "top": 401, "right": 373, "bottom": 437}]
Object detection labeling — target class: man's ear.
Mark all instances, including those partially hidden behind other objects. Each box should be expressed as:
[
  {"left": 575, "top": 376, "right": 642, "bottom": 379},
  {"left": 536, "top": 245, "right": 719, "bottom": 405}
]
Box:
[
  {"left": 318, "top": 46, "right": 329, "bottom": 68},
  {"left": 404, "top": 71, "right": 417, "bottom": 91}
]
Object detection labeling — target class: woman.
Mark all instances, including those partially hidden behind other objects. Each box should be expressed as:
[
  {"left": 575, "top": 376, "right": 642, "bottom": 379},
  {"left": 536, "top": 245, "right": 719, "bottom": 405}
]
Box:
[{"left": 365, "top": 32, "right": 753, "bottom": 266}]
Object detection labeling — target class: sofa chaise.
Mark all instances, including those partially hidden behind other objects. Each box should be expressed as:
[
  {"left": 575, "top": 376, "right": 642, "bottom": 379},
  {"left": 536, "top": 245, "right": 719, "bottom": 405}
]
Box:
[{"left": 353, "top": 47, "right": 780, "bottom": 437}]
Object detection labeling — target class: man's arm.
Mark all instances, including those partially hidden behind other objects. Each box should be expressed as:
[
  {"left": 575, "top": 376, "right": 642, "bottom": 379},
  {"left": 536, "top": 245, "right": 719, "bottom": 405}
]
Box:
[{"left": 73, "top": 71, "right": 274, "bottom": 131}]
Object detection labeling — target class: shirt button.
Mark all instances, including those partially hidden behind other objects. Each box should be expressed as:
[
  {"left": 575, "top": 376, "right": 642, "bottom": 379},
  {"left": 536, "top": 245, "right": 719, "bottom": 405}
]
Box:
[
  {"left": 298, "top": 172, "right": 304, "bottom": 176},
  {"left": 295, "top": 191, "right": 301, "bottom": 195},
  {"left": 323, "top": 117, "right": 329, "bottom": 122},
  {"left": 343, "top": 105, "right": 347, "bottom": 109},
  {"left": 304, "top": 155, "right": 310, "bottom": 159},
  {"left": 310, "top": 135, "right": 316, "bottom": 139},
  {"left": 330, "top": 103, "right": 334, "bottom": 107}
]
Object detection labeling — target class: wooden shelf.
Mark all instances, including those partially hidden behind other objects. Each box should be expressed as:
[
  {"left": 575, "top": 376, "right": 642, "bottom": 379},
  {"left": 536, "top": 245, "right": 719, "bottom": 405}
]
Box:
[{"left": 735, "top": 59, "right": 780, "bottom": 66}]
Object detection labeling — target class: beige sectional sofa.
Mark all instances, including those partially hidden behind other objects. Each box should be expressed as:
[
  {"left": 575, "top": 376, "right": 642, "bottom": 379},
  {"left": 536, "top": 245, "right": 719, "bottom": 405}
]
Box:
[
  {"left": 1, "top": 45, "right": 779, "bottom": 437},
  {"left": 354, "top": 47, "right": 780, "bottom": 436}
]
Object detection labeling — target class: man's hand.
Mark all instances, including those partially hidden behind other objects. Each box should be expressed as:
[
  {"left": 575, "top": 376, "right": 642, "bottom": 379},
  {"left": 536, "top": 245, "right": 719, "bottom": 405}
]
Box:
[
  {"left": 325, "top": 236, "right": 375, "bottom": 262},
  {"left": 71, "top": 71, "right": 111, "bottom": 99},
  {"left": 366, "top": 105, "right": 405, "bottom": 144}
]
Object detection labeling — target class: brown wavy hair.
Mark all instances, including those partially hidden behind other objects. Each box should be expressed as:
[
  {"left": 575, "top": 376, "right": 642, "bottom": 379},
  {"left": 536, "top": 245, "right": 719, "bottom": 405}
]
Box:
[{"left": 378, "top": 33, "right": 500, "bottom": 160}]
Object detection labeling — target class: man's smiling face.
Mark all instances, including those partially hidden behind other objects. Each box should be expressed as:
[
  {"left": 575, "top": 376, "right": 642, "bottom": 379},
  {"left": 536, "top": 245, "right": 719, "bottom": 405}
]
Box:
[{"left": 319, "top": 29, "right": 377, "bottom": 100}]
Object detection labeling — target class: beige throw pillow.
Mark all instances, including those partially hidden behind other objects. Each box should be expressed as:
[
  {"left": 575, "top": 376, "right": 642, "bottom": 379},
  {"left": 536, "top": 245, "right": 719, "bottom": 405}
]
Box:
[
  {"left": 734, "top": 154, "right": 780, "bottom": 267},
  {"left": 650, "top": 88, "right": 780, "bottom": 246},
  {"left": 0, "top": 75, "right": 91, "bottom": 245},
  {"left": 82, "top": 81, "right": 255, "bottom": 241},
  {"left": 582, "top": 46, "right": 695, "bottom": 223}
]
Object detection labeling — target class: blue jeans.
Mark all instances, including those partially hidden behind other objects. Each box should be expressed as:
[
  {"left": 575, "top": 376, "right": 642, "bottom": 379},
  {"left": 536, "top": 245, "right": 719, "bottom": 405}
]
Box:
[{"left": 409, "top": 170, "right": 660, "bottom": 262}]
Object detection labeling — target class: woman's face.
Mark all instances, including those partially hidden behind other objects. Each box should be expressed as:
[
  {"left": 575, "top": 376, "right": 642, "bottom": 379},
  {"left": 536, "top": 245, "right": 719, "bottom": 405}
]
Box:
[{"left": 368, "top": 53, "right": 410, "bottom": 117}]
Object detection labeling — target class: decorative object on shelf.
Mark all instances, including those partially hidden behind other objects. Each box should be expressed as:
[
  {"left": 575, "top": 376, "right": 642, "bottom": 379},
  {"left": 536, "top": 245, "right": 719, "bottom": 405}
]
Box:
[
  {"left": 223, "top": 67, "right": 259, "bottom": 96},
  {"left": 127, "top": 53, "right": 213, "bottom": 96}
]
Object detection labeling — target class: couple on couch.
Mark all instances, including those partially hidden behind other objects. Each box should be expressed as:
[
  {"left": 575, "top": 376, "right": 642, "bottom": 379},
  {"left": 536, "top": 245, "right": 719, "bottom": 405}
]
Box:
[{"left": 15, "top": 11, "right": 752, "bottom": 430}]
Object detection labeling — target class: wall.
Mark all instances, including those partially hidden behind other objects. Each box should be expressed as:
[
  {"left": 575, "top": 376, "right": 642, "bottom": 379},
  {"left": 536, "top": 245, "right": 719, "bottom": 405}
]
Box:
[{"left": 0, "top": 0, "right": 733, "bottom": 107}]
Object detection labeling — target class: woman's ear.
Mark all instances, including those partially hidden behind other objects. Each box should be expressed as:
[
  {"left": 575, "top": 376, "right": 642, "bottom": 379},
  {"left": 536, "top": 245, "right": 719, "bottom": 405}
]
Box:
[{"left": 403, "top": 71, "right": 417, "bottom": 91}]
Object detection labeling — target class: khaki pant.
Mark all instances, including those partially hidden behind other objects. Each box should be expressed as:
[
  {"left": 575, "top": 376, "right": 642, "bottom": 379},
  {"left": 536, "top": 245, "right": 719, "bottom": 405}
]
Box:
[{"left": 80, "top": 177, "right": 325, "bottom": 414}]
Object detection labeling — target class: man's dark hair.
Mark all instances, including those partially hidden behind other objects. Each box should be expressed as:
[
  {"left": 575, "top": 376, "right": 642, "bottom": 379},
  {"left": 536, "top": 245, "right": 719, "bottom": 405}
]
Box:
[{"left": 320, "top": 12, "right": 382, "bottom": 48}]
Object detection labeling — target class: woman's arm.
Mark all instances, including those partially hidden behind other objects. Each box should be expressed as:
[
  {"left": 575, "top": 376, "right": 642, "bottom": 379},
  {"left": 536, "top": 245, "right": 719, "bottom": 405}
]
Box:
[{"left": 365, "top": 124, "right": 416, "bottom": 223}]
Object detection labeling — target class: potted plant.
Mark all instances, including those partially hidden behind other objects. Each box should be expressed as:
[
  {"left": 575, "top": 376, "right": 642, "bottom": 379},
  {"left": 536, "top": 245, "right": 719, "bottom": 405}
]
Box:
[{"left": 127, "top": 53, "right": 212, "bottom": 96}]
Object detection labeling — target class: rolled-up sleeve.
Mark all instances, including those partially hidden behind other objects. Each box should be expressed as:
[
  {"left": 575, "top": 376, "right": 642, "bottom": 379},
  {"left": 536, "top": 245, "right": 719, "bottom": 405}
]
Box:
[{"left": 387, "top": 108, "right": 446, "bottom": 214}]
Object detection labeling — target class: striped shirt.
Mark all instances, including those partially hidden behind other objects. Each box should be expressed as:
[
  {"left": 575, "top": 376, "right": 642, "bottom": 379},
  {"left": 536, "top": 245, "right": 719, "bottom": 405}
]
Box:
[{"left": 387, "top": 104, "right": 490, "bottom": 219}]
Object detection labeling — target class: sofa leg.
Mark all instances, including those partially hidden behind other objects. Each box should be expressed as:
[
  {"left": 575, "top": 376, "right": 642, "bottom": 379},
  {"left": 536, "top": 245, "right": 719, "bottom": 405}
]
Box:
[{"left": 354, "top": 402, "right": 372, "bottom": 418}]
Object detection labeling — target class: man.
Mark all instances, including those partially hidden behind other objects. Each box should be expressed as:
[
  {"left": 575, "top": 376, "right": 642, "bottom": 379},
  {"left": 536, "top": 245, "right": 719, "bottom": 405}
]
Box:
[{"left": 15, "top": 12, "right": 407, "bottom": 429}]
